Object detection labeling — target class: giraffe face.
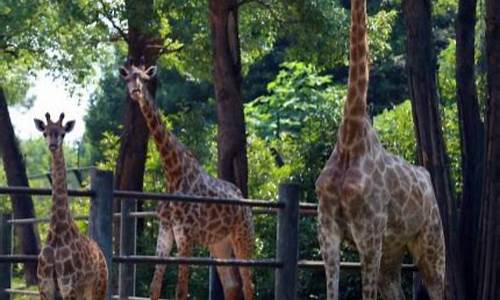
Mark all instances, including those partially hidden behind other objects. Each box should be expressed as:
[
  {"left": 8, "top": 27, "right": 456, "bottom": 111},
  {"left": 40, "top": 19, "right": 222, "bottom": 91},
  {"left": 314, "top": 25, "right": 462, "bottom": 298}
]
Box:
[
  {"left": 34, "top": 113, "right": 75, "bottom": 152},
  {"left": 119, "top": 64, "right": 157, "bottom": 102}
]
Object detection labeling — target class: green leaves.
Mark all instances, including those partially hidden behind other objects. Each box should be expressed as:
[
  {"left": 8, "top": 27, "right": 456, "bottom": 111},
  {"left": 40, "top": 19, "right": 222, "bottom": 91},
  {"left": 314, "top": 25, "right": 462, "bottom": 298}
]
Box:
[{"left": 246, "top": 61, "right": 345, "bottom": 140}]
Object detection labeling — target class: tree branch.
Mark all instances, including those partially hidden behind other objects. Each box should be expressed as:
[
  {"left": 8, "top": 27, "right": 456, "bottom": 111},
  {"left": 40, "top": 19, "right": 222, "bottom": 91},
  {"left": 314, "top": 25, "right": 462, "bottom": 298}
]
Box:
[
  {"left": 0, "top": 48, "right": 18, "bottom": 58},
  {"left": 98, "top": 0, "right": 128, "bottom": 43},
  {"left": 145, "top": 42, "right": 184, "bottom": 58}
]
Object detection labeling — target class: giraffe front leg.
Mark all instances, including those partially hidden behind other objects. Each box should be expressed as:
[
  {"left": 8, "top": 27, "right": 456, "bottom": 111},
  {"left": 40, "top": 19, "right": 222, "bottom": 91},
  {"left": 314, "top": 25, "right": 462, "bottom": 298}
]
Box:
[
  {"left": 317, "top": 206, "right": 342, "bottom": 300},
  {"left": 174, "top": 230, "right": 192, "bottom": 300},
  {"left": 150, "top": 222, "right": 174, "bottom": 300}
]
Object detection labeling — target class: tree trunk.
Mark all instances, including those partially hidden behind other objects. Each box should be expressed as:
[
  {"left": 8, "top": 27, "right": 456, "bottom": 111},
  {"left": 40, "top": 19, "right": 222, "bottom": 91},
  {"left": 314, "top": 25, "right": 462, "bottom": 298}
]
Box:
[
  {"left": 455, "top": 0, "right": 484, "bottom": 298},
  {"left": 112, "top": 0, "right": 160, "bottom": 292},
  {"left": 209, "top": 0, "right": 248, "bottom": 198},
  {"left": 0, "top": 87, "right": 40, "bottom": 285},
  {"left": 476, "top": 0, "right": 500, "bottom": 298},
  {"left": 401, "top": 0, "right": 466, "bottom": 299},
  {"left": 209, "top": 1, "right": 248, "bottom": 299}
]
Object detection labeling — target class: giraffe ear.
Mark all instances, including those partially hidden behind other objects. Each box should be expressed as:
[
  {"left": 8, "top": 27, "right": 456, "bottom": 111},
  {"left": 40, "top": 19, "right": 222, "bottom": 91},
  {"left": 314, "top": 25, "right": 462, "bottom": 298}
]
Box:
[
  {"left": 34, "top": 119, "right": 45, "bottom": 132},
  {"left": 119, "top": 66, "right": 129, "bottom": 79},
  {"left": 64, "top": 120, "right": 76, "bottom": 133},
  {"left": 145, "top": 66, "right": 157, "bottom": 79}
]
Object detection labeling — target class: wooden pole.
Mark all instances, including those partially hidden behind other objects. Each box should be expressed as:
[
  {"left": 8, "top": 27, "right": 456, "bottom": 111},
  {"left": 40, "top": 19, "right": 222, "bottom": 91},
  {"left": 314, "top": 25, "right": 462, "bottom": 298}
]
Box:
[
  {"left": 275, "top": 183, "right": 300, "bottom": 300},
  {"left": 0, "top": 213, "right": 12, "bottom": 300},
  {"left": 119, "top": 197, "right": 137, "bottom": 298},
  {"left": 89, "top": 169, "right": 113, "bottom": 300}
]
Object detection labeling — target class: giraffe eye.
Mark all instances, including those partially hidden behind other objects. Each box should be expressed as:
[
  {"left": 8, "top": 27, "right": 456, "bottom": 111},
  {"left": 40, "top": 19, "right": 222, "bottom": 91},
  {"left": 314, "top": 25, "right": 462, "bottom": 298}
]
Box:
[
  {"left": 43, "top": 133, "right": 47, "bottom": 137},
  {"left": 61, "top": 133, "right": 65, "bottom": 138}
]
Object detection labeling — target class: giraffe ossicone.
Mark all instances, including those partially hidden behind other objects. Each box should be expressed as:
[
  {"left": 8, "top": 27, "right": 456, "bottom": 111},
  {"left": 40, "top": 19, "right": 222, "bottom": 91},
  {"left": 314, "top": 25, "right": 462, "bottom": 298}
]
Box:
[
  {"left": 315, "top": 0, "right": 445, "bottom": 299},
  {"left": 119, "top": 61, "right": 255, "bottom": 300},
  {"left": 35, "top": 113, "right": 108, "bottom": 300}
]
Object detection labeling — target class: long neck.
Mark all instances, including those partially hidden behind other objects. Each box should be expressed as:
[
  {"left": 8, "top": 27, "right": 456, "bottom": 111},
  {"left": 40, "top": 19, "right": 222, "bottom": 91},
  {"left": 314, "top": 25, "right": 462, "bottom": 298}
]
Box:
[
  {"left": 138, "top": 91, "right": 196, "bottom": 192},
  {"left": 49, "top": 147, "right": 73, "bottom": 229},
  {"left": 343, "top": 0, "right": 369, "bottom": 120}
]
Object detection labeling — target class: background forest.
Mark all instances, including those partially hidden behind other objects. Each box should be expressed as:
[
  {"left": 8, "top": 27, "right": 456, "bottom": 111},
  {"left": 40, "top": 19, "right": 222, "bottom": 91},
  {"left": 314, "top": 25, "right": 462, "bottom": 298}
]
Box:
[{"left": 1, "top": 0, "right": 499, "bottom": 299}]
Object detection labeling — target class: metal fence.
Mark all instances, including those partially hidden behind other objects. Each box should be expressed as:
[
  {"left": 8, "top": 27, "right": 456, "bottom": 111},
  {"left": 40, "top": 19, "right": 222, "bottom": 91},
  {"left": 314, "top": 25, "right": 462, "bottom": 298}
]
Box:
[{"left": 0, "top": 168, "right": 416, "bottom": 300}]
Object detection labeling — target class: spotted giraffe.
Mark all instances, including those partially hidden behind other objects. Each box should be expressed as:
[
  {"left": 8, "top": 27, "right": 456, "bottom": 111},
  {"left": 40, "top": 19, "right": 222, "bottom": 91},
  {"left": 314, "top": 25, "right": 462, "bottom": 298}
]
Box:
[
  {"left": 35, "top": 113, "right": 108, "bottom": 299},
  {"left": 119, "top": 61, "right": 254, "bottom": 300},
  {"left": 315, "top": 0, "right": 445, "bottom": 299}
]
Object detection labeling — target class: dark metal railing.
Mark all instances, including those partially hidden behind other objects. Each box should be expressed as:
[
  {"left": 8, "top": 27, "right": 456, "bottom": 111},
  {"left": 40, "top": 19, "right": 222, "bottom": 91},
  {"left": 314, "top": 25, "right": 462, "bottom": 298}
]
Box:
[{"left": 0, "top": 168, "right": 415, "bottom": 300}]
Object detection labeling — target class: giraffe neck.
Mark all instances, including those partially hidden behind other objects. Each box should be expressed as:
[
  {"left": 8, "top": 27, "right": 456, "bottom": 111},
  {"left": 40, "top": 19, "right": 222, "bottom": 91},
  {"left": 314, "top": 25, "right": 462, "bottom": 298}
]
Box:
[
  {"left": 345, "top": 0, "right": 368, "bottom": 117},
  {"left": 49, "top": 147, "right": 73, "bottom": 230},
  {"left": 339, "top": 0, "right": 370, "bottom": 148},
  {"left": 138, "top": 90, "right": 199, "bottom": 192}
]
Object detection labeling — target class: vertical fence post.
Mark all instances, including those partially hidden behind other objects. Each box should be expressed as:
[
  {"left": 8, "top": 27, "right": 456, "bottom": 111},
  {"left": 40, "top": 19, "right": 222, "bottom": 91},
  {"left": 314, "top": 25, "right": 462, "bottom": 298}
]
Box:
[
  {"left": 118, "top": 195, "right": 136, "bottom": 298},
  {"left": 0, "top": 213, "right": 11, "bottom": 300},
  {"left": 275, "top": 183, "right": 300, "bottom": 300},
  {"left": 89, "top": 169, "right": 113, "bottom": 300}
]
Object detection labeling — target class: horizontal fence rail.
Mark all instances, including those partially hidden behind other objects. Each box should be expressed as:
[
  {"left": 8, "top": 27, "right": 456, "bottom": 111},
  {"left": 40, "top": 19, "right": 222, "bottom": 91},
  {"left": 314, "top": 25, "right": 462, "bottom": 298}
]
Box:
[
  {"left": 0, "top": 255, "right": 282, "bottom": 268},
  {"left": 0, "top": 186, "right": 94, "bottom": 197},
  {"left": 5, "top": 289, "right": 169, "bottom": 300},
  {"left": 113, "top": 256, "right": 283, "bottom": 268},
  {"left": 0, "top": 185, "right": 319, "bottom": 212},
  {"left": 114, "top": 190, "right": 284, "bottom": 208},
  {"left": 6, "top": 207, "right": 318, "bottom": 225},
  {"left": 297, "top": 260, "right": 418, "bottom": 271},
  {"left": 0, "top": 254, "right": 417, "bottom": 271}
]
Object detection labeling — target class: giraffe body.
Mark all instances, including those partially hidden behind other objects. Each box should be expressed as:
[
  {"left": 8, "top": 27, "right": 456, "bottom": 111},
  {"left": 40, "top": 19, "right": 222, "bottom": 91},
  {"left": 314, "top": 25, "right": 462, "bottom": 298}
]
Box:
[
  {"left": 315, "top": 1, "right": 445, "bottom": 299},
  {"left": 35, "top": 114, "right": 108, "bottom": 300},
  {"left": 119, "top": 63, "right": 254, "bottom": 300}
]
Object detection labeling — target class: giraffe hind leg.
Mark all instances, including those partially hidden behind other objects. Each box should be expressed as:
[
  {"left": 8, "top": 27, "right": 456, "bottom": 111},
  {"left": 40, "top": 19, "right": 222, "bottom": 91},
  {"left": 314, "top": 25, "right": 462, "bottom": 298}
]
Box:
[
  {"left": 349, "top": 213, "right": 386, "bottom": 300},
  {"left": 408, "top": 222, "right": 445, "bottom": 300},
  {"left": 93, "top": 256, "right": 108, "bottom": 300},
  {"left": 210, "top": 238, "right": 241, "bottom": 300},
  {"left": 39, "top": 277, "right": 57, "bottom": 300},
  {"left": 150, "top": 222, "right": 174, "bottom": 300},
  {"left": 317, "top": 198, "right": 342, "bottom": 300},
  {"left": 38, "top": 251, "right": 57, "bottom": 300},
  {"left": 231, "top": 221, "right": 254, "bottom": 300},
  {"left": 174, "top": 230, "right": 192, "bottom": 300},
  {"left": 377, "top": 251, "right": 406, "bottom": 300}
]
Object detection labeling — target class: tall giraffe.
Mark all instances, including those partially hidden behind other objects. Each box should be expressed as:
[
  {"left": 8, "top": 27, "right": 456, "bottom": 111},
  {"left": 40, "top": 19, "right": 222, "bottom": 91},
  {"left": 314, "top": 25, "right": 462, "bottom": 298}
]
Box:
[
  {"left": 119, "top": 61, "right": 254, "bottom": 300},
  {"left": 34, "top": 113, "right": 108, "bottom": 300},
  {"left": 315, "top": 1, "right": 445, "bottom": 299}
]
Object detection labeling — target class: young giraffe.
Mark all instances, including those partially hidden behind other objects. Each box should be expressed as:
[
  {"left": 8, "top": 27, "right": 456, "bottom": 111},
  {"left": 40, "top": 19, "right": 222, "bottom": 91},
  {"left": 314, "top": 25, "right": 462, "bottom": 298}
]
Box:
[
  {"left": 35, "top": 113, "right": 108, "bottom": 300},
  {"left": 315, "top": 1, "right": 445, "bottom": 299},
  {"left": 119, "top": 61, "right": 254, "bottom": 300}
]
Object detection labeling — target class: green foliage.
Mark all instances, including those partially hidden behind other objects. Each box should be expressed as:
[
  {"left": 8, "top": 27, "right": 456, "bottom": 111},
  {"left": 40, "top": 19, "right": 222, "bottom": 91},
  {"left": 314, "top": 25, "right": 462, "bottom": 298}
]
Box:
[
  {"left": 0, "top": 0, "right": 110, "bottom": 101},
  {"left": 245, "top": 61, "right": 348, "bottom": 297},
  {"left": 282, "top": 1, "right": 396, "bottom": 68},
  {"left": 374, "top": 100, "right": 416, "bottom": 163},
  {"left": 246, "top": 61, "right": 344, "bottom": 141}
]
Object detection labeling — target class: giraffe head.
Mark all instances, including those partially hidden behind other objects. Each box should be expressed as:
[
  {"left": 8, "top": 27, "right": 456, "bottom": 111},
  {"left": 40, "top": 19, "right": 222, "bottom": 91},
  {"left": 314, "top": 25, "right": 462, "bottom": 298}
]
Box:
[
  {"left": 119, "top": 57, "right": 157, "bottom": 102},
  {"left": 34, "top": 113, "right": 75, "bottom": 152}
]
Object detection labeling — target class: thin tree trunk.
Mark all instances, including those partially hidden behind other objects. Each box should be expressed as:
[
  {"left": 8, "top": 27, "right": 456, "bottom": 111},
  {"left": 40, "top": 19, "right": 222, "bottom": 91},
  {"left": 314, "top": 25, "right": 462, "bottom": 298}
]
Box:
[
  {"left": 0, "top": 87, "right": 40, "bottom": 285},
  {"left": 112, "top": 0, "right": 160, "bottom": 292},
  {"left": 476, "top": 0, "right": 500, "bottom": 297},
  {"left": 455, "top": 0, "right": 484, "bottom": 298},
  {"left": 209, "top": 1, "right": 248, "bottom": 298},
  {"left": 401, "top": 0, "right": 466, "bottom": 299}
]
